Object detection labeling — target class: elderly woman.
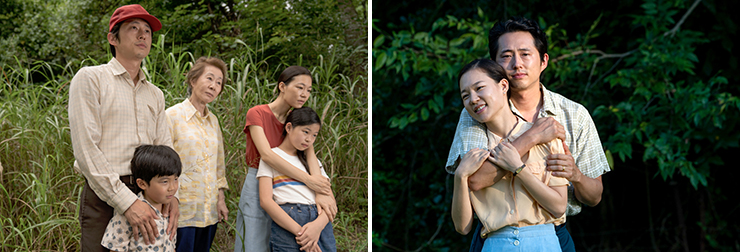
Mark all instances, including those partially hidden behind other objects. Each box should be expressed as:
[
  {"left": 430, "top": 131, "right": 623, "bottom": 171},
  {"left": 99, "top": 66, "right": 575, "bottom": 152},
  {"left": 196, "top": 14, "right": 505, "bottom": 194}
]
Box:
[{"left": 166, "top": 57, "right": 229, "bottom": 252}]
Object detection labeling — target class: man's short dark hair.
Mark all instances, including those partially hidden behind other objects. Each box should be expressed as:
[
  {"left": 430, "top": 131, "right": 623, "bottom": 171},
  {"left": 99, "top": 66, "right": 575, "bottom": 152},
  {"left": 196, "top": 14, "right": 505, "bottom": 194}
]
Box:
[
  {"left": 130, "top": 145, "right": 182, "bottom": 192},
  {"left": 488, "top": 17, "right": 548, "bottom": 62},
  {"left": 109, "top": 22, "right": 122, "bottom": 58}
]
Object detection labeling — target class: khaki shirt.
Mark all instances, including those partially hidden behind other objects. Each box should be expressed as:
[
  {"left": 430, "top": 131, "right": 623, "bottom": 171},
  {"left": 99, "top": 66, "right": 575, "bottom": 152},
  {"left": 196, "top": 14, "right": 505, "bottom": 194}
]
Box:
[
  {"left": 69, "top": 58, "right": 172, "bottom": 214},
  {"left": 470, "top": 120, "right": 569, "bottom": 237},
  {"left": 447, "top": 84, "right": 610, "bottom": 216}
]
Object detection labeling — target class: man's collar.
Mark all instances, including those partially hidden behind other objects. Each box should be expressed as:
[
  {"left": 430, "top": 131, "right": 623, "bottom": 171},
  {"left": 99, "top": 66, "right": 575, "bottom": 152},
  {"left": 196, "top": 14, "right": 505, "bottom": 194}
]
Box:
[
  {"left": 539, "top": 83, "right": 558, "bottom": 117},
  {"left": 108, "top": 58, "right": 147, "bottom": 84},
  {"left": 109, "top": 58, "right": 127, "bottom": 76},
  {"left": 508, "top": 83, "right": 557, "bottom": 119}
]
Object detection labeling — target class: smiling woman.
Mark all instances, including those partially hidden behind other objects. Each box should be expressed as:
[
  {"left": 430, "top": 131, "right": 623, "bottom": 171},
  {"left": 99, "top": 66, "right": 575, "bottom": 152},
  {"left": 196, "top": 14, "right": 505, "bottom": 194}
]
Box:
[
  {"left": 451, "top": 59, "right": 568, "bottom": 252},
  {"left": 458, "top": 60, "right": 511, "bottom": 131}
]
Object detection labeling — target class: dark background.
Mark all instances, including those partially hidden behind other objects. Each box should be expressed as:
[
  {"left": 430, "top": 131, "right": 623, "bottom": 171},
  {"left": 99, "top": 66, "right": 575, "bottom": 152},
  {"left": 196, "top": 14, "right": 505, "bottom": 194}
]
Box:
[{"left": 372, "top": 0, "right": 740, "bottom": 251}]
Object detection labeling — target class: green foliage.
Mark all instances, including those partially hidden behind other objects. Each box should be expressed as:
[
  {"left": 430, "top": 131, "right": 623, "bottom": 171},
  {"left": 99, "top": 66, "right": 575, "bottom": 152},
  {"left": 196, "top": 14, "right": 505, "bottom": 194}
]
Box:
[
  {"left": 145, "top": 0, "right": 368, "bottom": 79},
  {"left": 373, "top": 0, "right": 739, "bottom": 250},
  {"left": 1, "top": 0, "right": 368, "bottom": 81},
  {"left": 0, "top": 61, "right": 80, "bottom": 248},
  {"left": 373, "top": 11, "right": 490, "bottom": 130},
  {"left": 0, "top": 0, "right": 114, "bottom": 66},
  {"left": 584, "top": 0, "right": 739, "bottom": 190},
  {"left": 2, "top": 0, "right": 369, "bottom": 249},
  {"left": 0, "top": 38, "right": 367, "bottom": 251}
]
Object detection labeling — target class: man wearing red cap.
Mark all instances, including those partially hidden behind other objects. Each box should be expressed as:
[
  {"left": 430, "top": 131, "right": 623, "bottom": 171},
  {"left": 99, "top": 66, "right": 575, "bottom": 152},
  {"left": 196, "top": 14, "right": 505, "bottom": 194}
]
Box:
[{"left": 69, "top": 4, "right": 178, "bottom": 251}]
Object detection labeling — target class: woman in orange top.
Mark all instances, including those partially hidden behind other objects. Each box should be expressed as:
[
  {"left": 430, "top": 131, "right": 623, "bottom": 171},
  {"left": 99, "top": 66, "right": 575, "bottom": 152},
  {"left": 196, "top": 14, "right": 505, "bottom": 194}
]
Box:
[
  {"left": 234, "top": 66, "right": 336, "bottom": 252},
  {"left": 451, "top": 59, "right": 568, "bottom": 251}
]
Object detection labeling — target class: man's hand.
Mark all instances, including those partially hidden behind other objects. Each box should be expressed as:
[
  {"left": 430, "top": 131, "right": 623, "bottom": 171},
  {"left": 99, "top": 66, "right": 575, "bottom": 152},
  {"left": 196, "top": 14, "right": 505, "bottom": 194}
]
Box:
[
  {"left": 548, "top": 141, "right": 604, "bottom": 206},
  {"left": 315, "top": 192, "right": 337, "bottom": 222},
  {"left": 547, "top": 141, "right": 582, "bottom": 182},
  {"left": 296, "top": 221, "right": 324, "bottom": 252},
  {"left": 529, "top": 117, "right": 566, "bottom": 144},
  {"left": 490, "top": 142, "right": 524, "bottom": 172},
  {"left": 162, "top": 198, "right": 180, "bottom": 241},
  {"left": 217, "top": 189, "right": 229, "bottom": 222},
  {"left": 124, "top": 200, "right": 159, "bottom": 245},
  {"left": 304, "top": 175, "right": 332, "bottom": 195}
]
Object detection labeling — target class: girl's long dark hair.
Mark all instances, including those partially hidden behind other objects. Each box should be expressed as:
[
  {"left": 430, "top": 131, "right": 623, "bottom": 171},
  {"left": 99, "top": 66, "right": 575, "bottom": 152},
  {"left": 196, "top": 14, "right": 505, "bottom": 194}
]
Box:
[{"left": 283, "top": 107, "right": 321, "bottom": 173}]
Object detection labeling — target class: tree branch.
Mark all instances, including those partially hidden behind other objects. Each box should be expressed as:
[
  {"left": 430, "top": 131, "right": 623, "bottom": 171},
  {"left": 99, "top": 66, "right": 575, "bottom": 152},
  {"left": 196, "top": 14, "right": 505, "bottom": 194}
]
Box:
[
  {"left": 566, "top": 0, "right": 702, "bottom": 99},
  {"left": 553, "top": 49, "right": 636, "bottom": 63},
  {"left": 552, "top": 49, "right": 603, "bottom": 63},
  {"left": 557, "top": 0, "right": 702, "bottom": 63},
  {"left": 664, "top": 0, "right": 703, "bottom": 37},
  {"left": 579, "top": 49, "right": 636, "bottom": 100}
]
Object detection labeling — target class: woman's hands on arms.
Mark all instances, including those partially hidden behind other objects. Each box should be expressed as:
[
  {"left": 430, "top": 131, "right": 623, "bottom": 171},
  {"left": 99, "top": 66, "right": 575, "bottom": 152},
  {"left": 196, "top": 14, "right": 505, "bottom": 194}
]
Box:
[
  {"left": 315, "top": 192, "right": 337, "bottom": 222},
  {"left": 457, "top": 148, "right": 490, "bottom": 178},
  {"left": 305, "top": 146, "right": 336, "bottom": 221}
]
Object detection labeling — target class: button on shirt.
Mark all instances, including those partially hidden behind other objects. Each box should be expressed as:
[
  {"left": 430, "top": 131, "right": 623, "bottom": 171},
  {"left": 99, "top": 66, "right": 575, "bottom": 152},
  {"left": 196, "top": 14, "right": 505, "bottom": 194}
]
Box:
[
  {"left": 69, "top": 58, "right": 172, "bottom": 214},
  {"left": 166, "top": 99, "right": 228, "bottom": 227},
  {"left": 469, "top": 121, "right": 568, "bottom": 237},
  {"left": 446, "top": 84, "right": 610, "bottom": 216}
]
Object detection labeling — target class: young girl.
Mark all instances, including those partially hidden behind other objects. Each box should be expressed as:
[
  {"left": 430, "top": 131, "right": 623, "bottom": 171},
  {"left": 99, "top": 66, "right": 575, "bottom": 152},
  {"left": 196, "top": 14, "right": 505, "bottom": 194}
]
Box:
[
  {"left": 451, "top": 59, "right": 568, "bottom": 251},
  {"left": 257, "top": 107, "right": 337, "bottom": 252},
  {"left": 234, "top": 66, "right": 335, "bottom": 252}
]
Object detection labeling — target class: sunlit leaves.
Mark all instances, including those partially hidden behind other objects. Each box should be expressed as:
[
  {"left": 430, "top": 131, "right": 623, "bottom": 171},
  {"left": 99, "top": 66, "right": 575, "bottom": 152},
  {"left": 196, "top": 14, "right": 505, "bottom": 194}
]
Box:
[{"left": 374, "top": 16, "right": 490, "bottom": 130}]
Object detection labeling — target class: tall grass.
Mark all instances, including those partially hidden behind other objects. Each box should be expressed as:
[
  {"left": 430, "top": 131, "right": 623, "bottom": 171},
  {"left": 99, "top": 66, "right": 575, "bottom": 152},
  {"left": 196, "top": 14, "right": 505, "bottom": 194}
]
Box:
[
  {"left": 0, "top": 34, "right": 367, "bottom": 251},
  {"left": 0, "top": 59, "right": 81, "bottom": 250}
]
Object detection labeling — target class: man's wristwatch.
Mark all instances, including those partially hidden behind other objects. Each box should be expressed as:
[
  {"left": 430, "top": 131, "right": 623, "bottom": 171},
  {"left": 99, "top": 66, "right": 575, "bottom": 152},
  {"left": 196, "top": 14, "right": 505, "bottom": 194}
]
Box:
[{"left": 512, "top": 164, "right": 526, "bottom": 176}]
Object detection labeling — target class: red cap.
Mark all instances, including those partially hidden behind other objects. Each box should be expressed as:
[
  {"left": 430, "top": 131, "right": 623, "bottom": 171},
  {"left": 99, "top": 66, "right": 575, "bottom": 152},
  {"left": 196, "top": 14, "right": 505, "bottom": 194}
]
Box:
[{"left": 109, "top": 4, "right": 162, "bottom": 32}]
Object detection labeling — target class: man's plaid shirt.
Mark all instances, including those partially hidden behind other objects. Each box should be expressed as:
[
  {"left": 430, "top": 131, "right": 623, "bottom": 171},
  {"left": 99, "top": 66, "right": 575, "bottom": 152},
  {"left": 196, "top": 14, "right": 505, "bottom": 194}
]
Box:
[{"left": 446, "top": 84, "right": 611, "bottom": 216}]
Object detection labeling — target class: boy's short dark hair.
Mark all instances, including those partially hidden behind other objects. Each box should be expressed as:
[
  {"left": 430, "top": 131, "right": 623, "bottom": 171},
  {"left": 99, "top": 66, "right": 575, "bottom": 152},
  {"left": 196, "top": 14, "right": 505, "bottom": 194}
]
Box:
[{"left": 131, "top": 145, "right": 182, "bottom": 192}]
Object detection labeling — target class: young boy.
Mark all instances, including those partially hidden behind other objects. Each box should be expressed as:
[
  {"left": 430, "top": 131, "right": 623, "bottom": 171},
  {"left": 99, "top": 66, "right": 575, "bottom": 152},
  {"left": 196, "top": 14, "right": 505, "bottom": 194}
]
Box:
[{"left": 101, "top": 145, "right": 181, "bottom": 252}]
